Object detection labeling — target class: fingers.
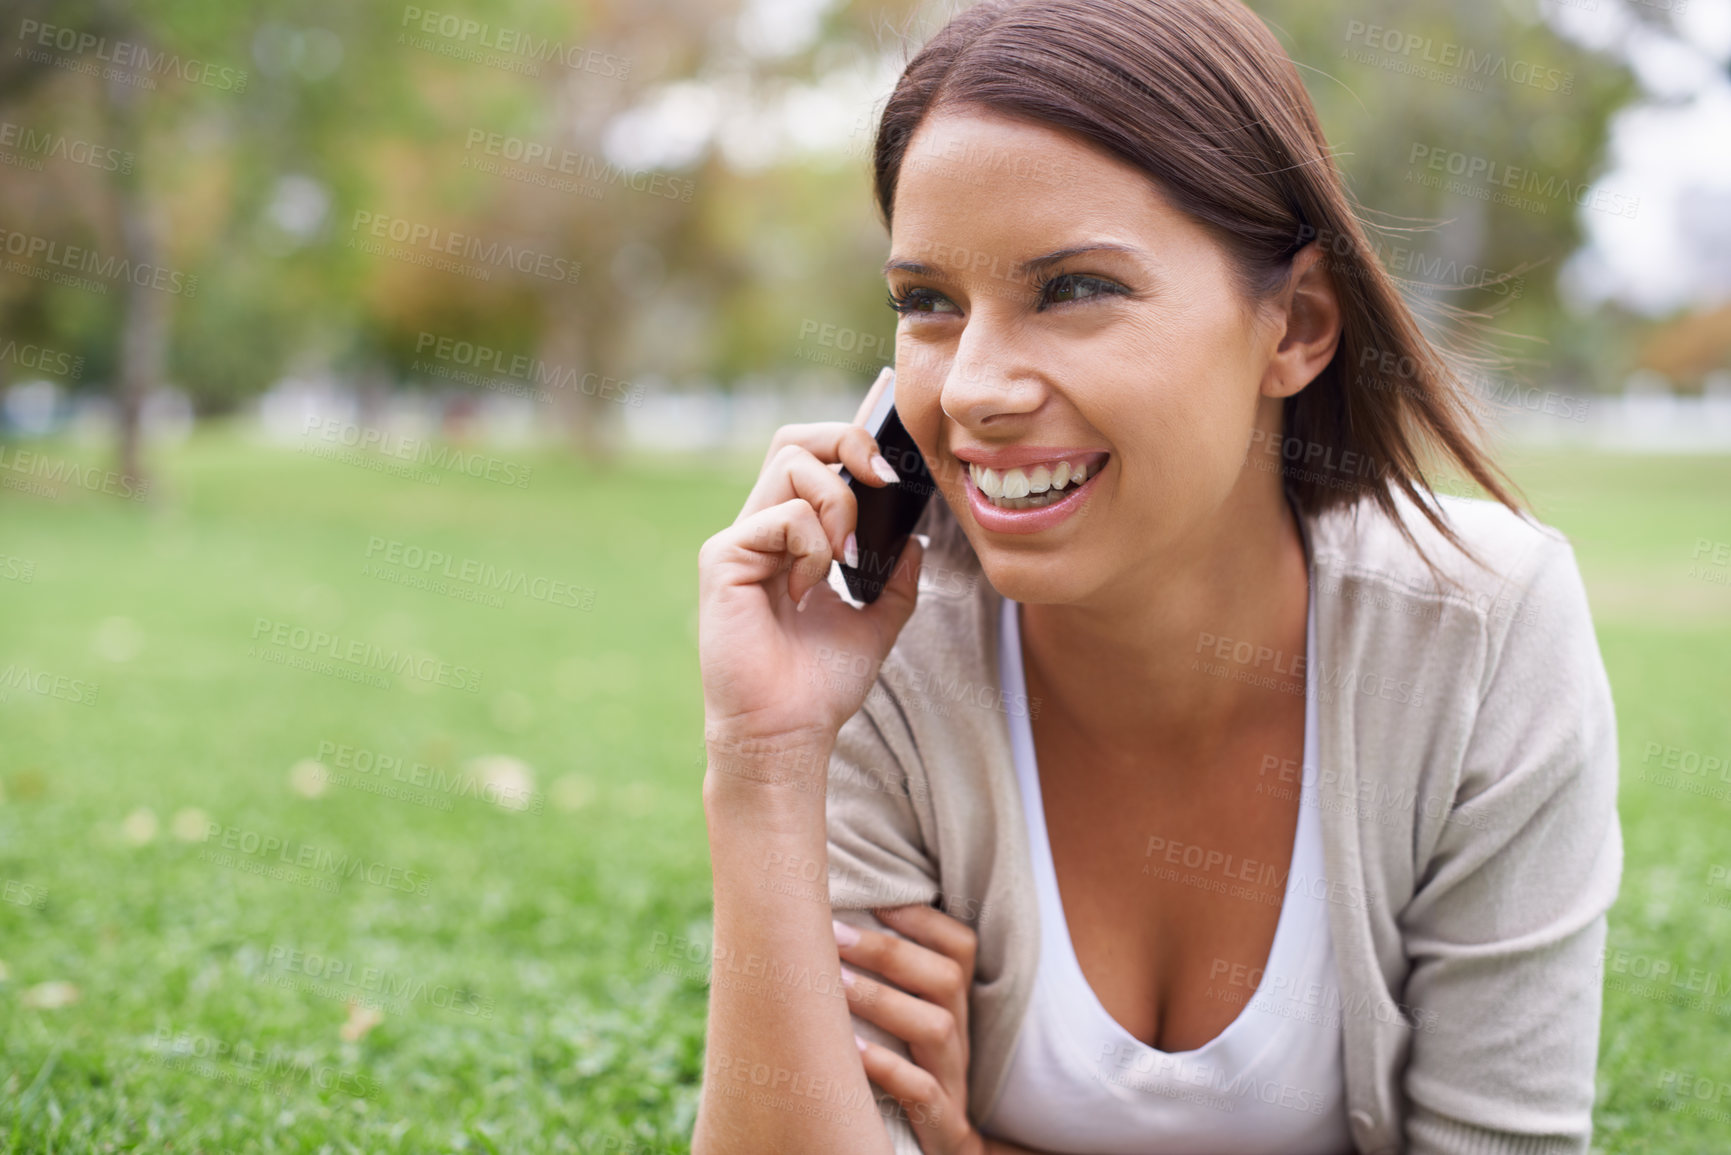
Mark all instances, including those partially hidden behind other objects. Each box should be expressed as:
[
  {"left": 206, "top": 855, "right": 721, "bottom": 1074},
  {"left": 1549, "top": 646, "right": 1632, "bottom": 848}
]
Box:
[
  {"left": 854, "top": 1035, "right": 955, "bottom": 1141},
  {"left": 843, "top": 423, "right": 901, "bottom": 487},
  {"left": 841, "top": 896, "right": 984, "bottom": 1155},
  {"left": 874, "top": 905, "right": 979, "bottom": 979},
  {"left": 761, "top": 422, "right": 899, "bottom": 491},
  {"left": 841, "top": 965, "right": 964, "bottom": 1066},
  {"left": 737, "top": 447, "right": 860, "bottom": 564},
  {"left": 838, "top": 902, "right": 972, "bottom": 1097},
  {"left": 852, "top": 365, "right": 895, "bottom": 426},
  {"left": 837, "top": 913, "right": 970, "bottom": 1010},
  {"left": 703, "top": 498, "right": 836, "bottom": 608}
]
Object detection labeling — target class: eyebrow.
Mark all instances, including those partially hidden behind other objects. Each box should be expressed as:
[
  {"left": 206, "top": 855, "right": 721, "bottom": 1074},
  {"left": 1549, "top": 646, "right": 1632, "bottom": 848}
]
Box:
[{"left": 881, "top": 242, "right": 1146, "bottom": 280}]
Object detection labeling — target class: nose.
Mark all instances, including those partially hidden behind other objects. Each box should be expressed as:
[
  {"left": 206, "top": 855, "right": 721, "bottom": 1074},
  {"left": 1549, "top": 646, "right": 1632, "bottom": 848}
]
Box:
[{"left": 938, "top": 322, "right": 1047, "bottom": 430}]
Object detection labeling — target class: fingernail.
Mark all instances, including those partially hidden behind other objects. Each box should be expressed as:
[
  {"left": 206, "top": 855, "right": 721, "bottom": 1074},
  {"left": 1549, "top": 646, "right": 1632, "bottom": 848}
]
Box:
[
  {"left": 839, "top": 966, "right": 857, "bottom": 988},
  {"left": 832, "top": 918, "right": 860, "bottom": 946},
  {"left": 843, "top": 532, "right": 859, "bottom": 568},
  {"left": 870, "top": 454, "right": 900, "bottom": 484},
  {"left": 796, "top": 586, "right": 813, "bottom": 613},
  {"left": 855, "top": 1033, "right": 869, "bottom": 1052}
]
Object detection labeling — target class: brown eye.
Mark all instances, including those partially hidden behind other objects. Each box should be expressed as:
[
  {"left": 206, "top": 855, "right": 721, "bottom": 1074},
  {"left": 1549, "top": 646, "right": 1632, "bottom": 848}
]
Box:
[
  {"left": 1038, "top": 273, "right": 1118, "bottom": 307},
  {"left": 887, "top": 287, "right": 960, "bottom": 316}
]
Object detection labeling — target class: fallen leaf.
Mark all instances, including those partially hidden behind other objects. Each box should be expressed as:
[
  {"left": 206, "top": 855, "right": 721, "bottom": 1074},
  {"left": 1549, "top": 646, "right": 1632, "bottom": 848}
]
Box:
[
  {"left": 121, "top": 808, "right": 158, "bottom": 845},
  {"left": 340, "top": 999, "right": 384, "bottom": 1042},
  {"left": 469, "top": 754, "right": 534, "bottom": 811},
  {"left": 171, "top": 808, "right": 211, "bottom": 841},
  {"left": 22, "top": 980, "right": 80, "bottom": 1009},
  {"left": 289, "top": 759, "right": 329, "bottom": 799}
]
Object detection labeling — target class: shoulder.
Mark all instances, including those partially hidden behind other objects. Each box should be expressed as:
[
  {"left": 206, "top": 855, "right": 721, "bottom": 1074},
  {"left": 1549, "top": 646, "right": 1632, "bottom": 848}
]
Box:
[
  {"left": 1307, "top": 489, "right": 1588, "bottom": 668},
  {"left": 1309, "top": 489, "right": 1615, "bottom": 836},
  {"left": 1311, "top": 489, "right": 1569, "bottom": 599}
]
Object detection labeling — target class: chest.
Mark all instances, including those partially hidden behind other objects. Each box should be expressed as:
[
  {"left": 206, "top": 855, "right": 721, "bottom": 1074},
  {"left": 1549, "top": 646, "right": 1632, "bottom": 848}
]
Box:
[{"left": 1029, "top": 699, "right": 1308, "bottom": 1053}]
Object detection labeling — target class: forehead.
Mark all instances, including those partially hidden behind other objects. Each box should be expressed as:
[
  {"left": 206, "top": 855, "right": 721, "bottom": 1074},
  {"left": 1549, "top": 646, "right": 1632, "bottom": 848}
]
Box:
[{"left": 888, "top": 109, "right": 1182, "bottom": 272}]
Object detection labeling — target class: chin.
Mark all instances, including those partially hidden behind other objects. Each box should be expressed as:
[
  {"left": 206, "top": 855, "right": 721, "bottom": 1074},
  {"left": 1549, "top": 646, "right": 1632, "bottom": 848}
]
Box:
[
  {"left": 969, "top": 544, "right": 1099, "bottom": 607},
  {"left": 931, "top": 490, "right": 1107, "bottom": 605}
]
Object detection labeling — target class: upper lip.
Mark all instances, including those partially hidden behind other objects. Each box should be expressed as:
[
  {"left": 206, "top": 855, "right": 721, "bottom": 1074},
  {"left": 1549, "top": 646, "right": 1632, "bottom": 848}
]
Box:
[{"left": 950, "top": 445, "right": 1110, "bottom": 472}]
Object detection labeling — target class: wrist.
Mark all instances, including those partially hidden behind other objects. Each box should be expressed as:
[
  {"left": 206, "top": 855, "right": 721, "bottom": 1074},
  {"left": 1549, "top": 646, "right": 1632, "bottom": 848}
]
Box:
[
  {"left": 704, "top": 725, "right": 832, "bottom": 781},
  {"left": 703, "top": 733, "right": 834, "bottom": 828}
]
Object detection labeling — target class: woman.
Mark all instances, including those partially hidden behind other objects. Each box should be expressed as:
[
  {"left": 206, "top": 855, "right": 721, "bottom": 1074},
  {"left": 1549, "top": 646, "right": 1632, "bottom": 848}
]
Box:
[{"left": 693, "top": 1, "right": 1622, "bottom": 1153}]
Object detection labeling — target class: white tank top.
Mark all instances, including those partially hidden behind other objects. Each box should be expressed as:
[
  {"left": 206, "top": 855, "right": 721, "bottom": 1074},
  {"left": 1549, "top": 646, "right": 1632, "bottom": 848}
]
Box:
[{"left": 980, "top": 592, "right": 1353, "bottom": 1155}]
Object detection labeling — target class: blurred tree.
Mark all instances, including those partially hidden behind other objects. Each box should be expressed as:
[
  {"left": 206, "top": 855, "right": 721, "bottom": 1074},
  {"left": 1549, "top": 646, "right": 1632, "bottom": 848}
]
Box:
[
  {"left": 1262, "top": 0, "right": 1637, "bottom": 391},
  {"left": 0, "top": 0, "right": 292, "bottom": 481},
  {"left": 0, "top": 0, "right": 1677, "bottom": 480},
  {"left": 638, "top": 0, "right": 1645, "bottom": 405}
]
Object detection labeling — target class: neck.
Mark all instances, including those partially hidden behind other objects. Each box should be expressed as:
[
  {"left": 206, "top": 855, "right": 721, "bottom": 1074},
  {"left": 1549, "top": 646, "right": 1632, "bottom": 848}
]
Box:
[{"left": 1017, "top": 477, "right": 1309, "bottom": 756}]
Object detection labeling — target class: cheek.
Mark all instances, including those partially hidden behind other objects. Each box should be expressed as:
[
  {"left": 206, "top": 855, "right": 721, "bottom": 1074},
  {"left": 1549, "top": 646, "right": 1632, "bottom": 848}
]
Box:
[
  {"left": 889, "top": 339, "right": 948, "bottom": 472},
  {"left": 1112, "top": 311, "right": 1264, "bottom": 495}
]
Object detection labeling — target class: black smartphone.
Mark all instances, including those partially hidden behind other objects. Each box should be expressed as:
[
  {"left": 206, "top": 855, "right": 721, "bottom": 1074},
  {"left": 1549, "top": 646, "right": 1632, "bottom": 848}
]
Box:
[{"left": 837, "top": 369, "right": 935, "bottom": 604}]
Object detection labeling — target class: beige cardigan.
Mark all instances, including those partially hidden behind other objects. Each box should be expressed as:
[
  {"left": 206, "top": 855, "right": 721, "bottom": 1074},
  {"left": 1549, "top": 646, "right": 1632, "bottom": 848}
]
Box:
[{"left": 825, "top": 489, "right": 1622, "bottom": 1155}]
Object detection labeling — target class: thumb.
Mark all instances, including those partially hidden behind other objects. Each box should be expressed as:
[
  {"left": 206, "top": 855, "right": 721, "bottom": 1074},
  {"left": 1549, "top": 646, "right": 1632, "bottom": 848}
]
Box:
[{"left": 862, "top": 534, "right": 924, "bottom": 647}]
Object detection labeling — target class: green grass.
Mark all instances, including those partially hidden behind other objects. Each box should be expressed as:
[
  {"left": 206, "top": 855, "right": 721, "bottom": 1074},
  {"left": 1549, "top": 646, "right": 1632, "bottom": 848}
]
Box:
[{"left": 1, "top": 431, "right": 1728, "bottom": 1153}]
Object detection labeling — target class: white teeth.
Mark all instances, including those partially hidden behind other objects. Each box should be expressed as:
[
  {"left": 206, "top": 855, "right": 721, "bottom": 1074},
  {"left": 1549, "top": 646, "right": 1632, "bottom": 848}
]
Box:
[{"left": 967, "top": 458, "right": 1101, "bottom": 510}]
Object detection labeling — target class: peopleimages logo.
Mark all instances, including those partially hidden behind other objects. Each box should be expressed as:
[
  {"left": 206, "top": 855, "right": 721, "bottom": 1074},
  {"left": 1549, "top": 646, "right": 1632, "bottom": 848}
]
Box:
[
  {"left": 0, "top": 337, "right": 83, "bottom": 379},
  {"left": 348, "top": 210, "right": 581, "bottom": 284},
  {"left": 412, "top": 331, "right": 642, "bottom": 406},
  {"left": 300, "top": 416, "right": 533, "bottom": 488},
  {"left": 1343, "top": 21, "right": 1573, "bottom": 94},
  {"left": 249, "top": 617, "right": 484, "bottom": 693},
  {"left": 264, "top": 944, "right": 496, "bottom": 1018},
  {"left": 364, "top": 535, "right": 596, "bottom": 610},
  {"left": 0, "top": 663, "right": 99, "bottom": 707},
  {"left": 0, "top": 446, "right": 146, "bottom": 501},
  {"left": 1407, "top": 144, "right": 1640, "bottom": 219},
  {"left": 0, "top": 121, "right": 133, "bottom": 174},
  {"left": 203, "top": 823, "right": 432, "bottom": 896},
  {"left": 0, "top": 227, "right": 198, "bottom": 296},
  {"left": 148, "top": 1028, "right": 379, "bottom": 1099},
  {"left": 398, "top": 7, "right": 630, "bottom": 78},
  {"left": 462, "top": 130, "right": 693, "bottom": 202},
  {"left": 13, "top": 19, "right": 250, "bottom": 91}
]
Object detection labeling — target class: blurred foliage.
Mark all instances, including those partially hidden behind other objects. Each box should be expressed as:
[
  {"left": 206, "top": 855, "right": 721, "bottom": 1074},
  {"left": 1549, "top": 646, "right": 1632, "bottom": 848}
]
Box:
[
  {"left": 0, "top": 0, "right": 1692, "bottom": 449},
  {"left": 1265, "top": 0, "right": 1641, "bottom": 391}
]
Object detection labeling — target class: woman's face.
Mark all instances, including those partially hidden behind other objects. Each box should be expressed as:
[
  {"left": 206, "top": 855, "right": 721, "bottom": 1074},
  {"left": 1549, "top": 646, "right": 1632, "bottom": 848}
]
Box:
[{"left": 886, "top": 109, "right": 1301, "bottom": 606}]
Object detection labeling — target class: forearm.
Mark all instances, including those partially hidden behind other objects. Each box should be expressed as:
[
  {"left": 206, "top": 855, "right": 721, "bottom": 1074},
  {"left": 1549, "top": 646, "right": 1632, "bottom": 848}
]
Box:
[{"left": 694, "top": 739, "right": 895, "bottom": 1155}]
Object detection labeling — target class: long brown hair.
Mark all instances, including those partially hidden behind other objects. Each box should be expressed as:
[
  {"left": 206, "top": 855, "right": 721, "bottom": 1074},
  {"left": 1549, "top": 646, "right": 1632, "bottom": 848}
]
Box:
[{"left": 871, "top": 0, "right": 1525, "bottom": 568}]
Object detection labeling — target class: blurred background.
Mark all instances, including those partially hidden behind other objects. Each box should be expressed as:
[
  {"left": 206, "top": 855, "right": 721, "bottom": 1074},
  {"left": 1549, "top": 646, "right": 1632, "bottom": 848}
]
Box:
[{"left": 0, "top": 0, "right": 1727, "bottom": 1150}]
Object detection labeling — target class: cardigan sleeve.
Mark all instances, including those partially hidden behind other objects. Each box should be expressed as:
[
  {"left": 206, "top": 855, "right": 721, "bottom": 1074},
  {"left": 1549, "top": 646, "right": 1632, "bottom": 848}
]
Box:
[
  {"left": 827, "top": 689, "right": 942, "bottom": 1155},
  {"left": 1397, "top": 533, "right": 1624, "bottom": 1154}
]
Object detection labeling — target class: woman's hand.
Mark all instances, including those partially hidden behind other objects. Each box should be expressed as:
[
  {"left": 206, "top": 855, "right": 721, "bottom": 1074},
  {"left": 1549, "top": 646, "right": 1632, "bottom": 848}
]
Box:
[
  {"left": 698, "top": 367, "right": 925, "bottom": 757},
  {"left": 840, "top": 904, "right": 1006, "bottom": 1155}
]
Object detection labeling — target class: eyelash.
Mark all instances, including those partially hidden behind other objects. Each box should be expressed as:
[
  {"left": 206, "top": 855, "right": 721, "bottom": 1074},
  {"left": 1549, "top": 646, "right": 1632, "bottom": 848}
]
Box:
[
  {"left": 1031, "top": 271, "right": 1123, "bottom": 308},
  {"left": 885, "top": 273, "right": 1125, "bottom": 316}
]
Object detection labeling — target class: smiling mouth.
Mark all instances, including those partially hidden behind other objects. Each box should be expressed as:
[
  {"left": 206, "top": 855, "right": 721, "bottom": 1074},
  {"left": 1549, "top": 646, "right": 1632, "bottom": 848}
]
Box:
[{"left": 967, "top": 455, "right": 1108, "bottom": 510}]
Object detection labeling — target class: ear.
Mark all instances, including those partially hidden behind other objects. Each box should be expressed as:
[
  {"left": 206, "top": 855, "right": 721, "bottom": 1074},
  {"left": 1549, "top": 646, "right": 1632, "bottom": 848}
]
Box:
[{"left": 1259, "top": 243, "right": 1342, "bottom": 400}]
